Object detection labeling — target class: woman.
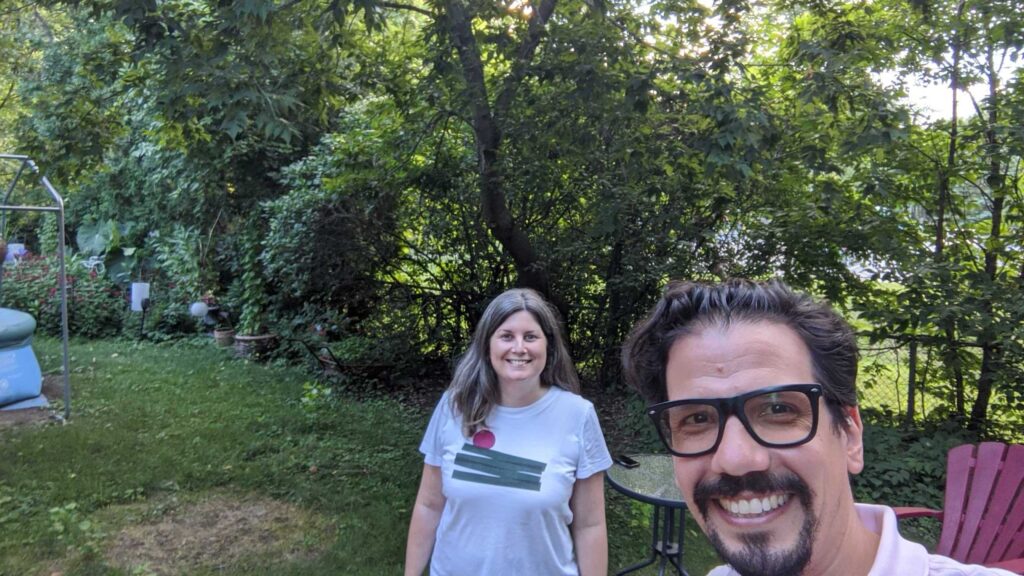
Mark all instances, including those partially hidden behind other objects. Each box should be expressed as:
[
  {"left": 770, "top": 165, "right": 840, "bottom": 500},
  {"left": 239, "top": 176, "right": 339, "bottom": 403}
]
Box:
[{"left": 404, "top": 288, "right": 611, "bottom": 576}]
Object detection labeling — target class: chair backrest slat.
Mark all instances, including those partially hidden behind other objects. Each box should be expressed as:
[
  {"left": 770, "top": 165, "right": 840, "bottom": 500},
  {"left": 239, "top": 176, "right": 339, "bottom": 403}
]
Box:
[
  {"left": 937, "top": 443, "right": 977, "bottom": 556},
  {"left": 982, "top": 444, "right": 1024, "bottom": 564},
  {"left": 959, "top": 443, "right": 1020, "bottom": 563},
  {"left": 931, "top": 441, "right": 1024, "bottom": 567}
]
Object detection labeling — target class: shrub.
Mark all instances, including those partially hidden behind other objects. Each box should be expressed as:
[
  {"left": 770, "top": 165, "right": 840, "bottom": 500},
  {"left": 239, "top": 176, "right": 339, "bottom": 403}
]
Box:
[
  {"left": 856, "top": 418, "right": 976, "bottom": 508},
  {"left": 613, "top": 394, "right": 664, "bottom": 454},
  {"left": 136, "top": 281, "right": 202, "bottom": 341},
  {"left": 0, "top": 255, "right": 125, "bottom": 338},
  {"left": 263, "top": 126, "right": 401, "bottom": 324}
]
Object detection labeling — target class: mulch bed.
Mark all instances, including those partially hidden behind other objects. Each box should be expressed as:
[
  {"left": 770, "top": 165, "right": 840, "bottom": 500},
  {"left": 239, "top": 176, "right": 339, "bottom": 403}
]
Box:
[{"left": 104, "top": 493, "right": 329, "bottom": 575}]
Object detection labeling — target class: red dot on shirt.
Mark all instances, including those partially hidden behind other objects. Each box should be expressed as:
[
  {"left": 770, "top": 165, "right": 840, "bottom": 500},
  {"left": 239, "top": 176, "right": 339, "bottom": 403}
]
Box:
[{"left": 473, "top": 429, "right": 495, "bottom": 449}]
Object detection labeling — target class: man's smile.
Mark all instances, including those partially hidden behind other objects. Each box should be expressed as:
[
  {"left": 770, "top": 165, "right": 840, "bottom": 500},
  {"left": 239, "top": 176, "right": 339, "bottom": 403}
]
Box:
[{"left": 718, "top": 493, "right": 790, "bottom": 517}]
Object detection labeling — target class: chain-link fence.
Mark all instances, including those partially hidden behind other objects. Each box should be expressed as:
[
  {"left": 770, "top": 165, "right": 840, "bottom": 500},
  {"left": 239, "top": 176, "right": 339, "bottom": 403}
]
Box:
[{"left": 856, "top": 341, "right": 1013, "bottom": 431}]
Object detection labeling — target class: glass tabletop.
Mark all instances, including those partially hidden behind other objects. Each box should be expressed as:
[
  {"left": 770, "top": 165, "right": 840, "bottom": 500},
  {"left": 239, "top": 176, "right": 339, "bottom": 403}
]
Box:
[{"left": 606, "top": 454, "right": 686, "bottom": 507}]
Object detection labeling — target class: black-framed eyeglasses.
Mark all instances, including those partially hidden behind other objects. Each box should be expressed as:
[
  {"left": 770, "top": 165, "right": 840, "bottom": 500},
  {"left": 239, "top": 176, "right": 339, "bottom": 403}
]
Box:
[{"left": 647, "top": 384, "right": 823, "bottom": 457}]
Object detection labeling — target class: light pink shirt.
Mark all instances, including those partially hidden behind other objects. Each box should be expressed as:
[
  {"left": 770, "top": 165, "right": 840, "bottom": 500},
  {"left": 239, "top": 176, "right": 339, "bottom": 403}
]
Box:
[{"left": 707, "top": 503, "right": 1017, "bottom": 576}]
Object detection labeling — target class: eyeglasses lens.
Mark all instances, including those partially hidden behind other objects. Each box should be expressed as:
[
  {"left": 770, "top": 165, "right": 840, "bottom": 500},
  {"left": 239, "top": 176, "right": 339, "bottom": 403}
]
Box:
[{"left": 657, "top": 389, "right": 816, "bottom": 455}]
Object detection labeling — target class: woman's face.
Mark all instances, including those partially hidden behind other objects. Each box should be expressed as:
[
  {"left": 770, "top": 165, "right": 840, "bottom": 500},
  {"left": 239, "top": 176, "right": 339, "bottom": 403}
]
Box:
[{"left": 488, "top": 310, "right": 547, "bottom": 389}]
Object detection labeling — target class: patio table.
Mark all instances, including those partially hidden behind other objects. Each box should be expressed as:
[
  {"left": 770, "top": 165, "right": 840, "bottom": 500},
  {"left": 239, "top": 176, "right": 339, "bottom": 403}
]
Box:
[{"left": 606, "top": 453, "right": 690, "bottom": 576}]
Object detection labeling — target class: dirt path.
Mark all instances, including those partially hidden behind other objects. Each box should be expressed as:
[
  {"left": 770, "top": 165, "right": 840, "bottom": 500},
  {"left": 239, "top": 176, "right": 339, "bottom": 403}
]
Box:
[{"left": 103, "top": 493, "right": 331, "bottom": 575}]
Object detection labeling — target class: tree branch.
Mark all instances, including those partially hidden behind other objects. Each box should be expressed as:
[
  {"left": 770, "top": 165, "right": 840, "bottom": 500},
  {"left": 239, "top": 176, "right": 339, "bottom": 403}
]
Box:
[
  {"left": 0, "top": 0, "right": 38, "bottom": 18},
  {"left": 442, "top": 0, "right": 559, "bottom": 310},
  {"left": 380, "top": 2, "right": 433, "bottom": 17},
  {"left": 493, "top": 0, "right": 557, "bottom": 119},
  {"left": 0, "top": 82, "right": 15, "bottom": 112}
]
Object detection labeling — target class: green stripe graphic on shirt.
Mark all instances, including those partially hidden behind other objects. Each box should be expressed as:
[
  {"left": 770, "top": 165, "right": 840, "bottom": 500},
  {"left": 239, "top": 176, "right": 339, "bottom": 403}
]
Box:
[{"left": 452, "top": 444, "right": 546, "bottom": 491}]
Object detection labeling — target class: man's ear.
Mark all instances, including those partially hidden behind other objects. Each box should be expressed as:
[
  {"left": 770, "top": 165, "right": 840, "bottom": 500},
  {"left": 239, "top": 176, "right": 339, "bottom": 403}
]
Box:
[{"left": 844, "top": 406, "right": 865, "bottom": 475}]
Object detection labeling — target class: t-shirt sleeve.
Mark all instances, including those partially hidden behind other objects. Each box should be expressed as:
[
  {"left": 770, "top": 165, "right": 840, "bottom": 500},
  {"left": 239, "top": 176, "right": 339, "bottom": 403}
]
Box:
[
  {"left": 576, "top": 402, "right": 613, "bottom": 479},
  {"left": 419, "top": 392, "right": 450, "bottom": 467}
]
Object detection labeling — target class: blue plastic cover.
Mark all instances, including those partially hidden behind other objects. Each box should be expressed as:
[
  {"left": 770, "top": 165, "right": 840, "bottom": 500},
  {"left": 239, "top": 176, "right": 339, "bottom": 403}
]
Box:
[
  {"left": 0, "top": 344, "right": 43, "bottom": 408},
  {"left": 0, "top": 308, "right": 36, "bottom": 346}
]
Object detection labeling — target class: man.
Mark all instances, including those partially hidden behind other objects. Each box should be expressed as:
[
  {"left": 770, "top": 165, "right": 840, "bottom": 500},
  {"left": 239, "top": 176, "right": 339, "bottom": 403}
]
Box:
[{"left": 621, "top": 279, "right": 1016, "bottom": 576}]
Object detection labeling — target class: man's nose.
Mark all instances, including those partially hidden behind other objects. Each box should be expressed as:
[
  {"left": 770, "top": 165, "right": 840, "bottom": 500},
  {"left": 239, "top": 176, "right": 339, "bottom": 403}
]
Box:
[{"left": 709, "top": 416, "right": 771, "bottom": 477}]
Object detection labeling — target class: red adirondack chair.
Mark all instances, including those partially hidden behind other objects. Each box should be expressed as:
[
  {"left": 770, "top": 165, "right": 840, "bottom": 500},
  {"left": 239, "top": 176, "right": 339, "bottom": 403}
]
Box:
[{"left": 894, "top": 442, "right": 1024, "bottom": 574}]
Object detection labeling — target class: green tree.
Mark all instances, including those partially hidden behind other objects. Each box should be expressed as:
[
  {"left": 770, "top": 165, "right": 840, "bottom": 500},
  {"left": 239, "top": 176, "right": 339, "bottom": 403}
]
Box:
[{"left": 859, "top": 0, "right": 1024, "bottom": 432}]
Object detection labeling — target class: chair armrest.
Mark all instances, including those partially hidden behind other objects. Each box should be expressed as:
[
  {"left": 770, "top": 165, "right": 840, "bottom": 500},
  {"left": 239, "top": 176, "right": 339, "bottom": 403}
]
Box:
[
  {"left": 986, "top": 557, "right": 1024, "bottom": 575},
  {"left": 893, "top": 506, "right": 943, "bottom": 520}
]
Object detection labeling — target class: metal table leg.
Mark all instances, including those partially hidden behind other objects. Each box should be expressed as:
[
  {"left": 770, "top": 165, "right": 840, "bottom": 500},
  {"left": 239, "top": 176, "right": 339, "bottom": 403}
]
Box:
[
  {"left": 655, "top": 505, "right": 688, "bottom": 576},
  {"left": 617, "top": 505, "right": 688, "bottom": 576}
]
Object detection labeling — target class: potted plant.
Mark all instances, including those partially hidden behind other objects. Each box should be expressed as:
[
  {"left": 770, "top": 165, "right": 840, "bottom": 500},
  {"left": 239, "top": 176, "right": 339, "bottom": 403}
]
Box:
[
  {"left": 233, "top": 309, "right": 276, "bottom": 358},
  {"left": 190, "top": 294, "right": 236, "bottom": 346},
  {"left": 232, "top": 235, "right": 276, "bottom": 359},
  {"left": 212, "top": 311, "right": 235, "bottom": 347}
]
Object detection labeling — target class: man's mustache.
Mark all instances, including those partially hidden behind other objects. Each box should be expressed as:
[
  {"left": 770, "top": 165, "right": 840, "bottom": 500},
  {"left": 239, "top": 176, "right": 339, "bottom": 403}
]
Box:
[{"left": 692, "top": 472, "right": 813, "bottom": 520}]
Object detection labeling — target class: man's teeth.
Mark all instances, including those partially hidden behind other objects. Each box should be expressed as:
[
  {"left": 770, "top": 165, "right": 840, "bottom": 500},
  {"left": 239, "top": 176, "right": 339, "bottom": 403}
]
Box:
[{"left": 719, "top": 494, "right": 788, "bottom": 516}]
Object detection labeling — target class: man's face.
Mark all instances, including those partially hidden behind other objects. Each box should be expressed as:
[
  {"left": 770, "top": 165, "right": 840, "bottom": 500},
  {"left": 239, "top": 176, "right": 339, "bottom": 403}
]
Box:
[{"left": 664, "top": 321, "right": 864, "bottom": 576}]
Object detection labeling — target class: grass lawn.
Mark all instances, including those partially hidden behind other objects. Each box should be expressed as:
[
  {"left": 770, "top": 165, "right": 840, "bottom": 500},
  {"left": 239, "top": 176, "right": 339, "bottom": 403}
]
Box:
[{"left": 0, "top": 337, "right": 721, "bottom": 575}]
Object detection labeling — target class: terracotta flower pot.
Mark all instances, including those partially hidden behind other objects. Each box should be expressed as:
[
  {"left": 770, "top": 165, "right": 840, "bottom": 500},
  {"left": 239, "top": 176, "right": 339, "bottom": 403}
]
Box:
[
  {"left": 213, "top": 328, "right": 235, "bottom": 347},
  {"left": 233, "top": 333, "right": 278, "bottom": 359}
]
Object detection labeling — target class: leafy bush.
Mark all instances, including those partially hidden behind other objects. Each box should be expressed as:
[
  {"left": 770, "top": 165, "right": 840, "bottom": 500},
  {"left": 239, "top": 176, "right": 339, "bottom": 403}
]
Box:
[
  {"left": 856, "top": 419, "right": 976, "bottom": 508},
  {"left": 0, "top": 255, "right": 125, "bottom": 338},
  {"left": 149, "top": 225, "right": 218, "bottom": 300},
  {"left": 262, "top": 110, "right": 402, "bottom": 325},
  {"left": 613, "top": 394, "right": 664, "bottom": 453},
  {"left": 137, "top": 281, "right": 203, "bottom": 341},
  {"left": 325, "top": 335, "right": 397, "bottom": 364}
]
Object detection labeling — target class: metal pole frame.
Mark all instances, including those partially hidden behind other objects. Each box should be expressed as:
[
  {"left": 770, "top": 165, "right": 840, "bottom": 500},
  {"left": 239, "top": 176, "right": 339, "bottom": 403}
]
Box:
[{"left": 0, "top": 153, "right": 72, "bottom": 420}]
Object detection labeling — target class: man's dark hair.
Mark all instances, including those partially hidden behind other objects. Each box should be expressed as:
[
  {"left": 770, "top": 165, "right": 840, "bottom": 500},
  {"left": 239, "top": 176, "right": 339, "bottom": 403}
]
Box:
[{"left": 621, "top": 278, "right": 859, "bottom": 433}]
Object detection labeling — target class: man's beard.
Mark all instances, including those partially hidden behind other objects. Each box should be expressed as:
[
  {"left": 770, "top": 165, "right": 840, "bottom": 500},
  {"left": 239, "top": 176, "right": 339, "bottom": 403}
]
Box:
[{"left": 693, "top": 471, "right": 817, "bottom": 576}]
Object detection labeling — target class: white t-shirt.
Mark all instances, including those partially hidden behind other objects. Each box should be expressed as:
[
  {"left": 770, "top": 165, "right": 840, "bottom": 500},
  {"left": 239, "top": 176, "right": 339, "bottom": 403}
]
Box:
[
  {"left": 708, "top": 503, "right": 1018, "bottom": 576},
  {"left": 419, "top": 386, "right": 612, "bottom": 576}
]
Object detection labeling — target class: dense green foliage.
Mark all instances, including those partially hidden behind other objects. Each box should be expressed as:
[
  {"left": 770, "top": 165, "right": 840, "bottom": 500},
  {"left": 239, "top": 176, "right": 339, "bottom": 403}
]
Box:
[
  {"left": 0, "top": 0, "right": 1022, "bottom": 433},
  {"left": 0, "top": 256, "right": 124, "bottom": 338}
]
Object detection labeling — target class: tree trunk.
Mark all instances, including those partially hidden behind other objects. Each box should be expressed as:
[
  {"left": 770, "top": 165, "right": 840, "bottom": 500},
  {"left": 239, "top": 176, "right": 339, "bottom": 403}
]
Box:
[
  {"left": 905, "top": 337, "right": 918, "bottom": 426},
  {"left": 938, "top": 1, "right": 966, "bottom": 419},
  {"left": 969, "top": 38, "right": 1005, "bottom": 432},
  {"left": 442, "top": 0, "right": 565, "bottom": 318},
  {"left": 598, "top": 238, "right": 626, "bottom": 389}
]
